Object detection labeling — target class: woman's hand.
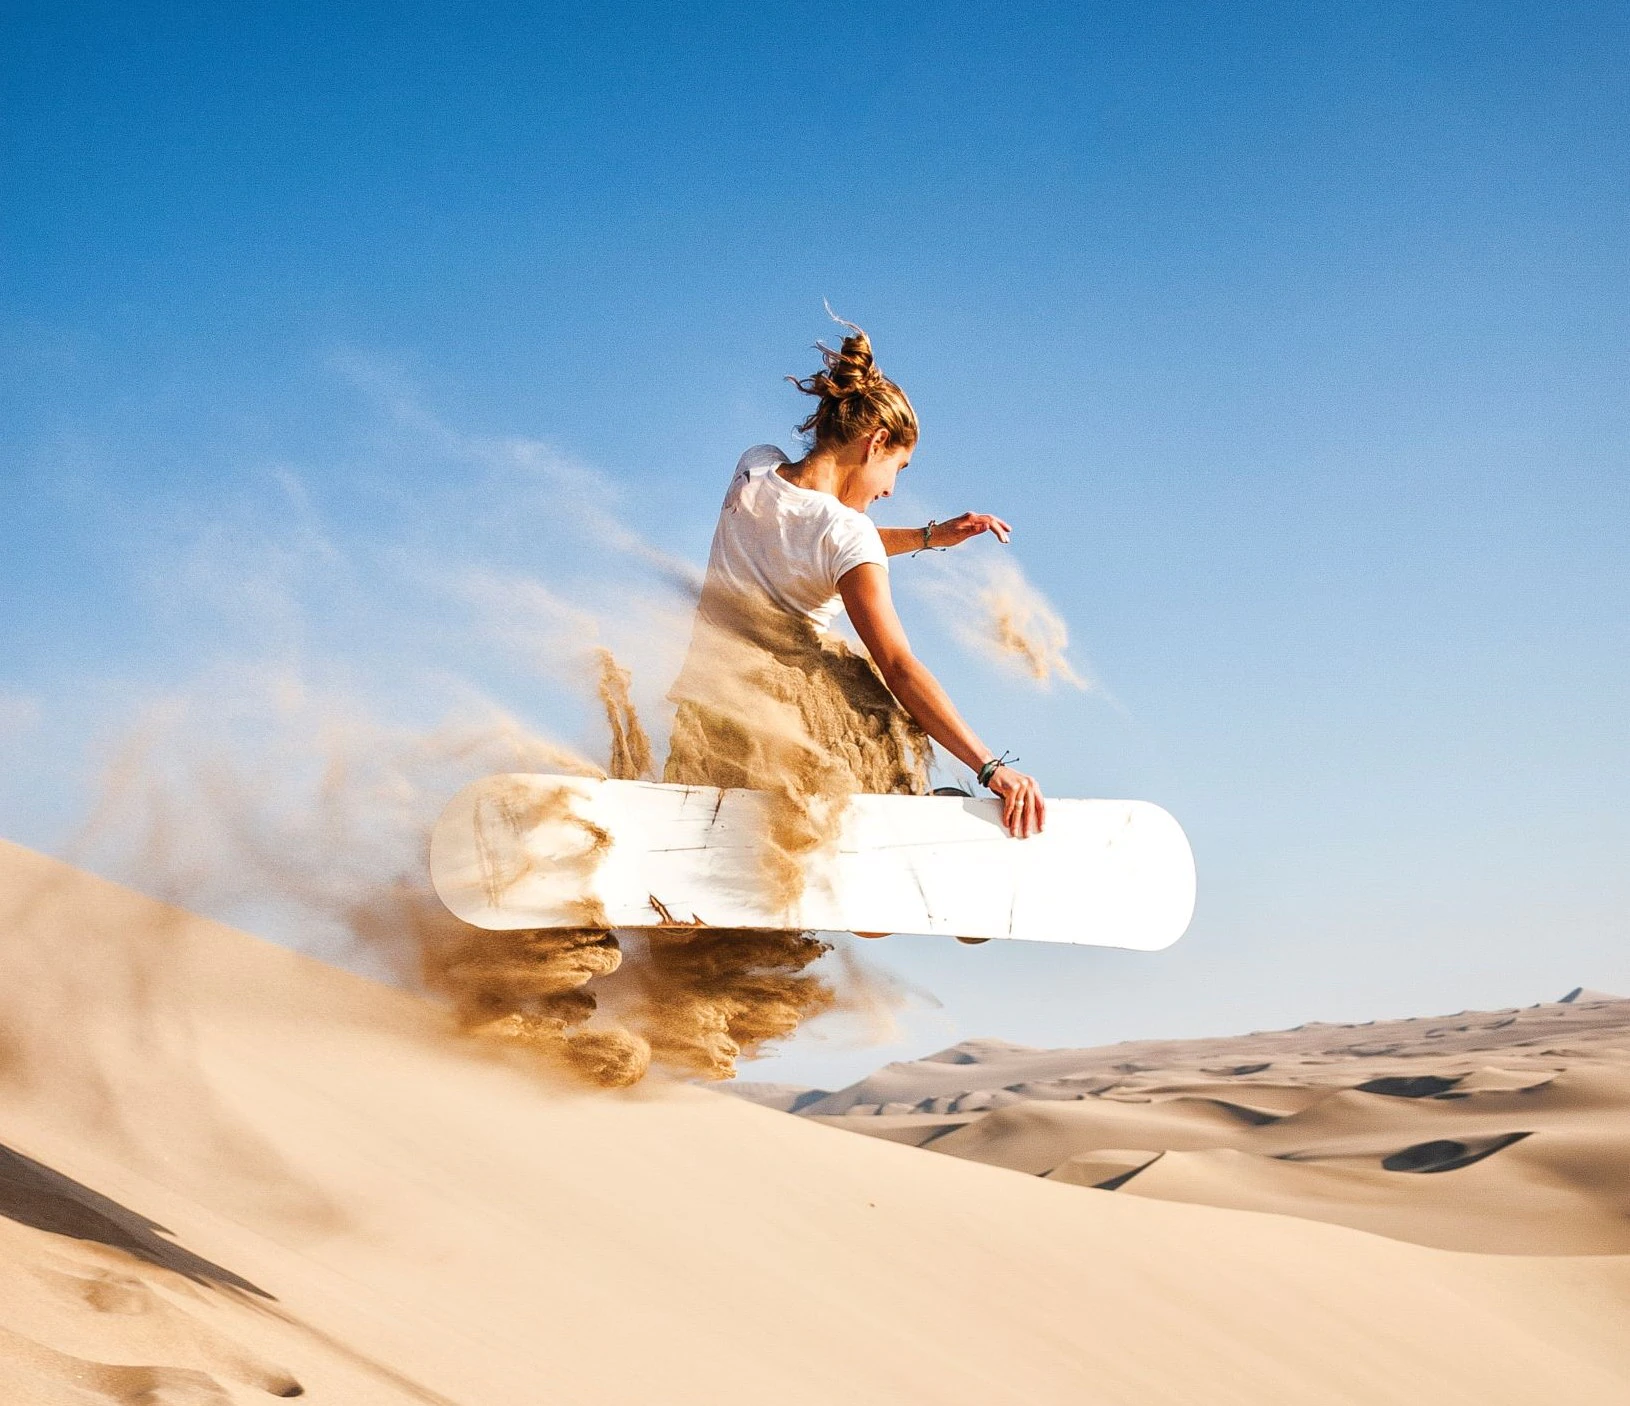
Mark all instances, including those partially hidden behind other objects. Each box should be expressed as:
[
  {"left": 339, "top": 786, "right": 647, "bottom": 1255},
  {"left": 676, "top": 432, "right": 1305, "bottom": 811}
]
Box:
[
  {"left": 932, "top": 511, "right": 1012, "bottom": 547},
  {"left": 986, "top": 764, "right": 1046, "bottom": 838}
]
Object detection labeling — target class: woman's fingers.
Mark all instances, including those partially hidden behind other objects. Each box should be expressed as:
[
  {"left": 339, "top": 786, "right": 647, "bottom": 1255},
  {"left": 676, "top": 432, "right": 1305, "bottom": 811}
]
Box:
[
  {"left": 990, "top": 769, "right": 1046, "bottom": 837},
  {"left": 947, "top": 513, "right": 1013, "bottom": 545},
  {"left": 989, "top": 768, "right": 1045, "bottom": 837}
]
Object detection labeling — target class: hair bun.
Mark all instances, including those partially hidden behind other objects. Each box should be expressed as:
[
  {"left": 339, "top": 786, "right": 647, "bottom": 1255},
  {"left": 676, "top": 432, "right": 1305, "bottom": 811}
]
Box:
[
  {"left": 821, "top": 328, "right": 883, "bottom": 397},
  {"left": 786, "top": 308, "right": 919, "bottom": 451},
  {"left": 795, "top": 327, "right": 881, "bottom": 403}
]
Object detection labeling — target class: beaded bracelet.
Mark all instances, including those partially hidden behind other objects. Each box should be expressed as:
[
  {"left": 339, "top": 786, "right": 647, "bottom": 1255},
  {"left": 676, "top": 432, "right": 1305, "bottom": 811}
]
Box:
[{"left": 912, "top": 521, "right": 945, "bottom": 557}]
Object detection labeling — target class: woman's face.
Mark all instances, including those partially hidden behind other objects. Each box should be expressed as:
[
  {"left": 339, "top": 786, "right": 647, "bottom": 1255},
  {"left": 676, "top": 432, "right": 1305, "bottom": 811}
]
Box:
[{"left": 851, "top": 433, "right": 913, "bottom": 509}]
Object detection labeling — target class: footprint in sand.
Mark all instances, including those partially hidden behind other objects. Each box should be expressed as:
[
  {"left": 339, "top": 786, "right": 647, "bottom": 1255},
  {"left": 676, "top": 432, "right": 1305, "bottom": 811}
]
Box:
[
  {"left": 0, "top": 1319, "right": 285, "bottom": 1404},
  {"left": 0, "top": 1139, "right": 302, "bottom": 1397},
  {"left": 29, "top": 1262, "right": 304, "bottom": 1398}
]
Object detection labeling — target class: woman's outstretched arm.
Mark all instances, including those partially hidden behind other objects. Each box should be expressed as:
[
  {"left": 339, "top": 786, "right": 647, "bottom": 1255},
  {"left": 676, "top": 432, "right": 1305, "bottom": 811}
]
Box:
[
  {"left": 839, "top": 562, "right": 1045, "bottom": 837},
  {"left": 877, "top": 511, "right": 1013, "bottom": 557}
]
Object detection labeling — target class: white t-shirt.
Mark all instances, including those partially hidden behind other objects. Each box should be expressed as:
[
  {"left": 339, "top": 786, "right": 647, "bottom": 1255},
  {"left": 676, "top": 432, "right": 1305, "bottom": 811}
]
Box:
[{"left": 697, "top": 444, "right": 888, "bottom": 635}]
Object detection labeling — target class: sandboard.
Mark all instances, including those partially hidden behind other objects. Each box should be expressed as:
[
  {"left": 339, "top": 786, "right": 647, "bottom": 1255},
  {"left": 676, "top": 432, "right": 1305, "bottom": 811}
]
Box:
[{"left": 429, "top": 775, "right": 1195, "bottom": 950}]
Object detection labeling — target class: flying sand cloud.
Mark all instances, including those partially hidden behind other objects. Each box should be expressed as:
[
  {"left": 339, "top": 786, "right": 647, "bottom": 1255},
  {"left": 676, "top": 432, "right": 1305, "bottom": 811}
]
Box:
[
  {"left": 24, "top": 360, "right": 1100, "bottom": 1088},
  {"left": 61, "top": 371, "right": 931, "bottom": 1086},
  {"left": 912, "top": 553, "right": 1092, "bottom": 691}
]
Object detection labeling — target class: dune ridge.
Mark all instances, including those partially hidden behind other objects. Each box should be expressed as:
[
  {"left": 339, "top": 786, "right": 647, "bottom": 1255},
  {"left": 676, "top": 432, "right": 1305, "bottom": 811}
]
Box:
[
  {"left": 734, "top": 998, "right": 1630, "bottom": 1254},
  {"left": 1, "top": 838, "right": 1628, "bottom": 1402}
]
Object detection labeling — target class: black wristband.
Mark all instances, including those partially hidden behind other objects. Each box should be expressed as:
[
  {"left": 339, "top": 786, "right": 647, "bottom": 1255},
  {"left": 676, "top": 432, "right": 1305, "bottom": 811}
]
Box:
[{"left": 977, "top": 752, "right": 1017, "bottom": 788}]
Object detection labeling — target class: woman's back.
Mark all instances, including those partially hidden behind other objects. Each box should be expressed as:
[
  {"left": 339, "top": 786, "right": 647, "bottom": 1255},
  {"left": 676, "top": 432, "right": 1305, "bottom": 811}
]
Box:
[{"left": 698, "top": 443, "right": 887, "bottom": 637}]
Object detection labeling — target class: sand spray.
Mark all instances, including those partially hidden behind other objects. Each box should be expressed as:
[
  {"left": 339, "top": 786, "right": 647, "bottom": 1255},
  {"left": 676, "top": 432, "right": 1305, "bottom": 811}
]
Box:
[
  {"left": 595, "top": 647, "right": 654, "bottom": 783},
  {"left": 70, "top": 622, "right": 927, "bottom": 1088},
  {"left": 914, "top": 555, "right": 1088, "bottom": 690},
  {"left": 60, "top": 550, "right": 1080, "bottom": 1088},
  {"left": 599, "top": 590, "right": 933, "bottom": 1078}
]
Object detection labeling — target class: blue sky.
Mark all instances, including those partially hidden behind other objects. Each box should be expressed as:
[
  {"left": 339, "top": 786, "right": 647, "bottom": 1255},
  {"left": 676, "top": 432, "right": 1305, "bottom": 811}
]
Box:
[{"left": 4, "top": 1, "right": 1626, "bottom": 1086}]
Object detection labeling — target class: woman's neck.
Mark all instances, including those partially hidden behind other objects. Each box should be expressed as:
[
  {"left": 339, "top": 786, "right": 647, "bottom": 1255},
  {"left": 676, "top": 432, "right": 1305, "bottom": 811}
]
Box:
[{"left": 778, "top": 447, "right": 853, "bottom": 505}]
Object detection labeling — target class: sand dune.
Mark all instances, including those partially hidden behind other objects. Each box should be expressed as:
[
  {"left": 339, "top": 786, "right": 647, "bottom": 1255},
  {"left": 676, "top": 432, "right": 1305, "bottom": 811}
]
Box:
[
  {"left": 738, "top": 995, "right": 1630, "bottom": 1255},
  {"left": 2, "top": 838, "right": 1629, "bottom": 1403}
]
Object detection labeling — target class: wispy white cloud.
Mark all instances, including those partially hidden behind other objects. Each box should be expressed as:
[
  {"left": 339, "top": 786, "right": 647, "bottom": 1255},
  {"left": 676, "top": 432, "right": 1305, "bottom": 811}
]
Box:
[
  {"left": 60, "top": 367, "right": 706, "bottom": 924},
  {"left": 450, "top": 567, "right": 604, "bottom": 662},
  {"left": 330, "top": 351, "right": 704, "bottom": 596},
  {"left": 0, "top": 689, "right": 41, "bottom": 745},
  {"left": 151, "top": 465, "right": 350, "bottom": 656}
]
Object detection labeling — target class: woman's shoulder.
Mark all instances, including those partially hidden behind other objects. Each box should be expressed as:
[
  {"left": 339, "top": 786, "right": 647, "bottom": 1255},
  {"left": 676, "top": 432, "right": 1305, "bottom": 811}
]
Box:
[{"left": 735, "top": 443, "right": 790, "bottom": 476}]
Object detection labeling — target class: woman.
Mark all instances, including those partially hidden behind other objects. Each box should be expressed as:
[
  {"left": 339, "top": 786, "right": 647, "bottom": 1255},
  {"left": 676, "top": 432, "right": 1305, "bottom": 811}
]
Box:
[{"left": 666, "top": 318, "right": 1046, "bottom": 855}]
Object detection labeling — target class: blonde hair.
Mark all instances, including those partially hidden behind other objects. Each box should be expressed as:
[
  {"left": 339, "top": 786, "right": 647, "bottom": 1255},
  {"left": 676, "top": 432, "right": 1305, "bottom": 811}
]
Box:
[{"left": 787, "top": 312, "right": 919, "bottom": 452}]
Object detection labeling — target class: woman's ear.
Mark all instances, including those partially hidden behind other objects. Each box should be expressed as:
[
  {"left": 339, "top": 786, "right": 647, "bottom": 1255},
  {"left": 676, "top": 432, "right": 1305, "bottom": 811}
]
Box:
[{"left": 867, "top": 427, "right": 890, "bottom": 460}]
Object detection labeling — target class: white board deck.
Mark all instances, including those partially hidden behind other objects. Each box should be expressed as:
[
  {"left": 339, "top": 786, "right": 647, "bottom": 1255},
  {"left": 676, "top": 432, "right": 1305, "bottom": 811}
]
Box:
[{"left": 430, "top": 775, "right": 1195, "bottom": 950}]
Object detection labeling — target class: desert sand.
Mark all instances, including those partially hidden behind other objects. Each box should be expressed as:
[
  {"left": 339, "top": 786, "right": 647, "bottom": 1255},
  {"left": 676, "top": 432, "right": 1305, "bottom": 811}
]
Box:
[
  {"left": 734, "top": 992, "right": 1630, "bottom": 1257},
  {"left": 2, "top": 836, "right": 1628, "bottom": 1404}
]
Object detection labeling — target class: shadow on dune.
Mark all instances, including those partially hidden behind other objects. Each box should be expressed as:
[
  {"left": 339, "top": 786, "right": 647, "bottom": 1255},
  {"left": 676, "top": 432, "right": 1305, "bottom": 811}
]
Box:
[
  {"left": 1379, "top": 1132, "right": 1534, "bottom": 1174},
  {"left": 1356, "top": 1075, "right": 1465, "bottom": 1098},
  {"left": 0, "top": 1140, "right": 273, "bottom": 1297}
]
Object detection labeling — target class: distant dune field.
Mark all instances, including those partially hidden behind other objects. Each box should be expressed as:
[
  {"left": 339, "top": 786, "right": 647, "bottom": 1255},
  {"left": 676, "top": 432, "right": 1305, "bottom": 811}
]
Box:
[
  {"left": 732, "top": 992, "right": 1630, "bottom": 1255},
  {"left": 1, "top": 837, "right": 1628, "bottom": 1404}
]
